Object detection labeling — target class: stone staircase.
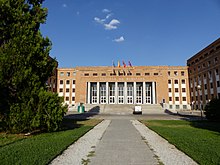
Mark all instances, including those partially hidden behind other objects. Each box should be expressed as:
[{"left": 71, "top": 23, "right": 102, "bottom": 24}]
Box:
[{"left": 82, "top": 104, "right": 164, "bottom": 114}]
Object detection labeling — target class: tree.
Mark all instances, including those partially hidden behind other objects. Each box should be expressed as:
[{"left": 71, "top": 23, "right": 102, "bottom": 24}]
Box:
[
  {"left": 0, "top": 0, "right": 67, "bottom": 133},
  {"left": 204, "top": 98, "right": 220, "bottom": 121}
]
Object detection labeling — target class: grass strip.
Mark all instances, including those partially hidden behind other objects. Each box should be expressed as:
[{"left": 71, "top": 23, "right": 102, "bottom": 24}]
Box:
[
  {"left": 142, "top": 120, "right": 220, "bottom": 165},
  {"left": 0, "top": 119, "right": 101, "bottom": 165}
]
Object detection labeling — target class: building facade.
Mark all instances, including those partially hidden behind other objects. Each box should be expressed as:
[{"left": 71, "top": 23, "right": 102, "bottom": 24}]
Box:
[
  {"left": 187, "top": 38, "right": 220, "bottom": 110},
  {"left": 57, "top": 66, "right": 191, "bottom": 110}
]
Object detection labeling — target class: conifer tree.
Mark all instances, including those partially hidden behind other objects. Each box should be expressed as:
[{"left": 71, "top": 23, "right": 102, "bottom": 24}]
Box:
[{"left": 0, "top": 0, "right": 67, "bottom": 132}]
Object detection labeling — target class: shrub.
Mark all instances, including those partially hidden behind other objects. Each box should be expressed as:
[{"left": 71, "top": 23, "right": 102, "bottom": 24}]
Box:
[{"left": 204, "top": 98, "right": 220, "bottom": 121}]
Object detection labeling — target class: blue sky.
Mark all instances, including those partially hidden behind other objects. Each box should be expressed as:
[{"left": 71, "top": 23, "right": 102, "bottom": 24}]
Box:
[{"left": 41, "top": 0, "right": 220, "bottom": 68}]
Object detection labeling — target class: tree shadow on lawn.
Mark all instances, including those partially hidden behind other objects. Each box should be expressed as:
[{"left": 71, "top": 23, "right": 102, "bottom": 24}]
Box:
[{"left": 189, "top": 120, "right": 220, "bottom": 133}]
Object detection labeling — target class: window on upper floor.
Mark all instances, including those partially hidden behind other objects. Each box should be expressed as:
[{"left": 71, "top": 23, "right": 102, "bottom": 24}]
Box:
[
  {"left": 73, "top": 71, "right": 76, "bottom": 76},
  {"left": 60, "top": 80, "right": 63, "bottom": 84},
  {"left": 59, "top": 88, "right": 63, "bottom": 92},
  {"left": 101, "top": 73, "right": 106, "bottom": 76},
  {"left": 168, "top": 71, "right": 171, "bottom": 76},
  {"left": 136, "top": 73, "right": 141, "bottom": 76},
  {"left": 93, "top": 73, "right": 98, "bottom": 76},
  {"left": 175, "top": 88, "right": 178, "bottom": 92},
  {"left": 216, "top": 69, "right": 219, "bottom": 75},
  {"left": 169, "top": 97, "right": 172, "bottom": 101},
  {"left": 174, "top": 80, "right": 178, "bottom": 84},
  {"left": 84, "top": 73, "right": 89, "bottom": 76},
  {"left": 181, "top": 79, "right": 185, "bottom": 84},
  {"left": 168, "top": 80, "right": 171, "bottom": 84},
  {"left": 168, "top": 88, "right": 172, "bottom": 92},
  {"left": 174, "top": 71, "right": 178, "bottom": 76},
  {"left": 66, "top": 88, "right": 69, "bottom": 92},
  {"left": 73, "top": 80, "right": 75, "bottom": 84},
  {"left": 154, "top": 73, "right": 158, "bottom": 76},
  {"left": 182, "top": 97, "right": 186, "bottom": 101},
  {"left": 145, "top": 73, "right": 150, "bottom": 76},
  {"left": 175, "top": 97, "right": 179, "bottom": 101},
  {"left": 66, "top": 80, "right": 70, "bottom": 84},
  {"left": 67, "top": 72, "right": 70, "bottom": 76},
  {"left": 60, "top": 72, "right": 64, "bottom": 76},
  {"left": 181, "top": 71, "right": 184, "bottom": 76},
  {"left": 72, "top": 88, "right": 75, "bottom": 92},
  {"left": 182, "top": 88, "right": 186, "bottom": 92},
  {"left": 66, "top": 97, "right": 69, "bottom": 101}
]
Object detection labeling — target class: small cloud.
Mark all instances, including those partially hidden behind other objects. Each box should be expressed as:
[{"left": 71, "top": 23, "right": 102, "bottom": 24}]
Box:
[
  {"left": 106, "top": 13, "right": 112, "bottom": 19},
  {"left": 62, "top": 4, "right": 67, "bottom": 8},
  {"left": 113, "top": 36, "right": 125, "bottom": 42},
  {"left": 102, "top": 9, "right": 111, "bottom": 13},
  {"left": 94, "top": 17, "right": 105, "bottom": 24},
  {"left": 104, "top": 19, "right": 120, "bottom": 30},
  {"left": 76, "top": 11, "right": 80, "bottom": 15}
]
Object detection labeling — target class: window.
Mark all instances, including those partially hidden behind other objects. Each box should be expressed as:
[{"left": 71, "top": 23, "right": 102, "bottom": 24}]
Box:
[
  {"left": 127, "top": 72, "right": 132, "bottom": 76},
  {"left": 72, "top": 97, "right": 75, "bottom": 101},
  {"left": 217, "top": 81, "right": 220, "bottom": 87},
  {"left": 176, "top": 105, "right": 180, "bottom": 109},
  {"left": 181, "top": 71, "right": 184, "bottom": 76},
  {"left": 169, "top": 105, "right": 173, "bottom": 109},
  {"left": 168, "top": 80, "right": 171, "bottom": 84},
  {"left": 73, "top": 71, "right": 76, "bottom": 76},
  {"left": 210, "top": 83, "right": 213, "bottom": 88},
  {"left": 182, "top": 97, "right": 186, "bottom": 101},
  {"left": 84, "top": 73, "right": 89, "bottom": 76},
  {"left": 154, "top": 73, "right": 158, "bottom": 75},
  {"left": 181, "top": 79, "right": 185, "bottom": 84},
  {"left": 67, "top": 72, "right": 70, "bottom": 76},
  {"left": 66, "top": 88, "right": 69, "bottom": 92},
  {"left": 110, "top": 73, "right": 116, "bottom": 76},
  {"left": 205, "top": 84, "right": 207, "bottom": 89},
  {"left": 93, "top": 73, "right": 98, "bottom": 76},
  {"left": 206, "top": 95, "right": 208, "bottom": 100},
  {"left": 216, "top": 69, "right": 219, "bottom": 75},
  {"left": 169, "top": 97, "right": 172, "bottom": 101},
  {"left": 66, "top": 97, "right": 69, "bottom": 101},
  {"left": 66, "top": 80, "right": 70, "bottom": 84},
  {"left": 168, "top": 71, "right": 171, "bottom": 76},
  {"left": 136, "top": 73, "right": 141, "bottom": 76},
  {"left": 145, "top": 73, "right": 150, "bottom": 76},
  {"left": 174, "top": 71, "right": 178, "bottom": 76},
  {"left": 59, "top": 88, "right": 63, "bottom": 92},
  {"left": 183, "top": 105, "right": 187, "bottom": 109},
  {"left": 73, "top": 80, "right": 75, "bottom": 84},
  {"left": 208, "top": 61, "right": 211, "bottom": 66},
  {"left": 215, "top": 57, "right": 218, "bottom": 63},
  {"left": 203, "top": 63, "right": 206, "bottom": 68},
  {"left": 175, "top": 88, "right": 178, "bottom": 92},
  {"left": 101, "top": 73, "right": 106, "bottom": 76},
  {"left": 168, "top": 88, "right": 172, "bottom": 92},
  {"left": 182, "top": 88, "right": 186, "bottom": 92},
  {"left": 60, "top": 72, "right": 64, "bottom": 76},
  {"left": 174, "top": 80, "right": 178, "bottom": 84},
  {"left": 72, "top": 88, "right": 75, "bottom": 92},
  {"left": 60, "top": 80, "right": 63, "bottom": 84},
  {"left": 175, "top": 97, "right": 179, "bottom": 101}
]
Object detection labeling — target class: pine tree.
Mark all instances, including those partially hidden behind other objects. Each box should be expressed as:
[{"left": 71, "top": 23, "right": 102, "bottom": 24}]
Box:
[{"left": 0, "top": 0, "right": 67, "bottom": 132}]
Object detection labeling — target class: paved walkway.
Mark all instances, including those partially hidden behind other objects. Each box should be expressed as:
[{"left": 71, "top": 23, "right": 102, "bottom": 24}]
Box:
[{"left": 89, "top": 119, "right": 158, "bottom": 165}]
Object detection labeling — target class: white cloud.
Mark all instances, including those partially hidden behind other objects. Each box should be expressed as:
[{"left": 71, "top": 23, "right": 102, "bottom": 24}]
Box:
[
  {"left": 62, "top": 4, "right": 67, "bottom": 8},
  {"left": 102, "top": 9, "right": 111, "bottom": 13},
  {"left": 104, "top": 19, "right": 120, "bottom": 30},
  {"left": 94, "top": 17, "right": 105, "bottom": 24},
  {"left": 113, "top": 36, "right": 125, "bottom": 42},
  {"left": 106, "top": 13, "right": 112, "bottom": 19}
]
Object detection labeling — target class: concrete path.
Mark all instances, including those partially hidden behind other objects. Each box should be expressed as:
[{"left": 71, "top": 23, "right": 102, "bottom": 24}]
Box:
[{"left": 89, "top": 119, "right": 158, "bottom": 165}]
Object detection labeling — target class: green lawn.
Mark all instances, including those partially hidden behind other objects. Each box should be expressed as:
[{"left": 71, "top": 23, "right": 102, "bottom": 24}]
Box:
[
  {"left": 142, "top": 120, "right": 220, "bottom": 165},
  {"left": 0, "top": 119, "right": 101, "bottom": 165}
]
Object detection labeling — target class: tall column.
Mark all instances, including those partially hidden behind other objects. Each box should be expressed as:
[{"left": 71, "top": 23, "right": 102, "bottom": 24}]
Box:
[
  {"left": 97, "top": 82, "right": 100, "bottom": 104},
  {"left": 124, "top": 82, "right": 127, "bottom": 104},
  {"left": 87, "top": 82, "right": 91, "bottom": 104},
  {"left": 134, "top": 82, "right": 136, "bottom": 104},
  {"left": 152, "top": 82, "right": 156, "bottom": 104},
  {"left": 115, "top": 82, "right": 118, "bottom": 104},
  {"left": 106, "top": 82, "right": 109, "bottom": 104},
  {"left": 143, "top": 82, "right": 146, "bottom": 104}
]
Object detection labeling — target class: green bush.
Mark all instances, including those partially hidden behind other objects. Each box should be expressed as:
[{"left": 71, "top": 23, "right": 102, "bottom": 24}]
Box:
[{"left": 204, "top": 98, "right": 220, "bottom": 121}]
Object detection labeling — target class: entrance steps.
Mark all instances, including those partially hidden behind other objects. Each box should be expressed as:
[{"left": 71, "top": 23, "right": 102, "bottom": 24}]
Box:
[{"left": 83, "top": 104, "right": 164, "bottom": 114}]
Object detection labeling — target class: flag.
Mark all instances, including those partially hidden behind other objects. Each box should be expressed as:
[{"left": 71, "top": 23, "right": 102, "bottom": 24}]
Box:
[
  {"left": 122, "top": 61, "right": 126, "bottom": 67},
  {"left": 112, "top": 60, "right": 115, "bottom": 67},
  {"left": 117, "top": 60, "right": 120, "bottom": 67},
  {"left": 128, "top": 61, "right": 132, "bottom": 67}
]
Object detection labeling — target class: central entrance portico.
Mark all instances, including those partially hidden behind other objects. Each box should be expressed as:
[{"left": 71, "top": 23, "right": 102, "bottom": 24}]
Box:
[{"left": 87, "top": 82, "right": 156, "bottom": 104}]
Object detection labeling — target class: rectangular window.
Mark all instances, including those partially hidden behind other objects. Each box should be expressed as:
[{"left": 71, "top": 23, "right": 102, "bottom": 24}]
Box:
[
  {"left": 60, "top": 80, "right": 63, "bottom": 84},
  {"left": 174, "top": 80, "right": 178, "bottom": 84},
  {"left": 168, "top": 71, "right": 171, "bottom": 76},
  {"left": 168, "top": 80, "right": 171, "bottom": 84},
  {"left": 183, "top": 105, "right": 187, "bottom": 109},
  {"left": 73, "top": 80, "right": 75, "bottom": 84},
  {"left": 217, "top": 81, "right": 220, "bottom": 87},
  {"left": 169, "top": 105, "right": 173, "bottom": 109},
  {"left": 182, "top": 97, "right": 186, "bottom": 101},
  {"left": 181, "top": 71, "right": 184, "bottom": 76},
  {"left": 181, "top": 79, "right": 185, "bottom": 84},
  {"left": 72, "top": 88, "right": 75, "bottom": 92},
  {"left": 169, "top": 97, "right": 172, "bottom": 101},
  {"left": 168, "top": 88, "right": 172, "bottom": 92},
  {"left": 154, "top": 73, "right": 158, "bottom": 75},
  {"left": 175, "top": 88, "right": 178, "bottom": 92},
  {"left": 205, "top": 84, "right": 207, "bottom": 89},
  {"left": 176, "top": 105, "right": 180, "bottom": 109},
  {"left": 136, "top": 73, "right": 141, "bottom": 76},
  {"left": 210, "top": 83, "right": 213, "bottom": 88},
  {"left": 66, "top": 80, "right": 70, "bottom": 84},
  {"left": 60, "top": 72, "right": 64, "bottom": 76},
  {"left": 59, "top": 88, "right": 63, "bottom": 92},
  {"left": 66, "top": 88, "right": 69, "bottom": 92},
  {"left": 84, "top": 73, "right": 89, "bottom": 76},
  {"left": 175, "top": 97, "right": 179, "bottom": 101},
  {"left": 174, "top": 71, "right": 178, "bottom": 76},
  {"left": 73, "top": 71, "right": 76, "bottom": 76},
  {"left": 101, "top": 73, "right": 106, "bottom": 76},
  {"left": 145, "top": 73, "right": 150, "bottom": 76},
  {"left": 216, "top": 69, "right": 219, "bottom": 75},
  {"left": 182, "top": 88, "right": 186, "bottom": 92},
  {"left": 72, "top": 97, "right": 75, "bottom": 101},
  {"left": 67, "top": 72, "right": 70, "bottom": 76},
  {"left": 127, "top": 72, "right": 132, "bottom": 76},
  {"left": 66, "top": 97, "right": 69, "bottom": 101},
  {"left": 93, "top": 73, "right": 98, "bottom": 76}
]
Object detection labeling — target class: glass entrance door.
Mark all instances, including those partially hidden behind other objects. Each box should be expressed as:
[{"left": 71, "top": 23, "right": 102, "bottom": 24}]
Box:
[
  {"left": 127, "top": 83, "right": 133, "bottom": 104},
  {"left": 136, "top": 83, "right": 142, "bottom": 104},
  {"left": 146, "top": 83, "right": 151, "bottom": 104},
  {"left": 91, "top": 83, "right": 97, "bottom": 104},
  {"left": 118, "top": 83, "right": 124, "bottom": 104},
  {"left": 109, "top": 83, "right": 115, "bottom": 104},
  {"left": 100, "top": 83, "right": 106, "bottom": 104}
]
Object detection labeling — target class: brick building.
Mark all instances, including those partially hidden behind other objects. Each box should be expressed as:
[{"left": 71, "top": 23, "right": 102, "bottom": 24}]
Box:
[
  {"left": 57, "top": 65, "right": 191, "bottom": 110},
  {"left": 187, "top": 38, "right": 220, "bottom": 110}
]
